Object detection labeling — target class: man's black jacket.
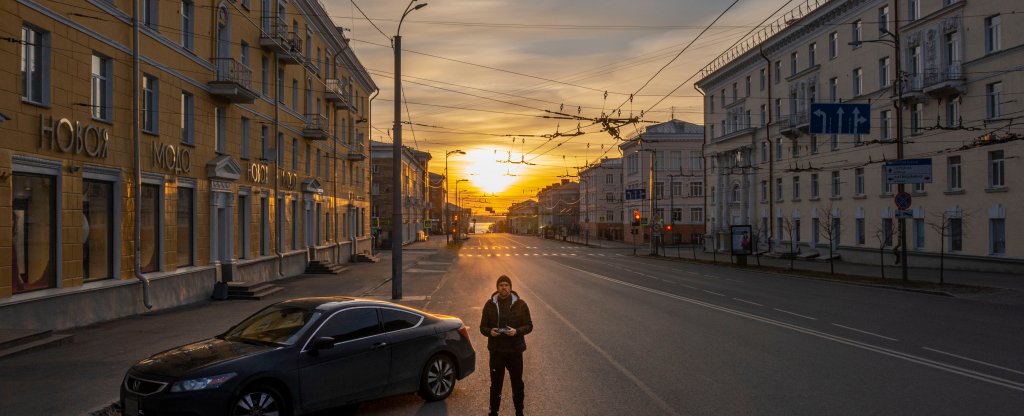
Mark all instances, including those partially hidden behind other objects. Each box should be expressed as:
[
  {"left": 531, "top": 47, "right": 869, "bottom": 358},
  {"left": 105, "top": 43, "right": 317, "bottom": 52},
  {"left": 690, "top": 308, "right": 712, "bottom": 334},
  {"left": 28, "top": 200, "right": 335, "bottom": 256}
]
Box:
[{"left": 479, "top": 290, "right": 533, "bottom": 352}]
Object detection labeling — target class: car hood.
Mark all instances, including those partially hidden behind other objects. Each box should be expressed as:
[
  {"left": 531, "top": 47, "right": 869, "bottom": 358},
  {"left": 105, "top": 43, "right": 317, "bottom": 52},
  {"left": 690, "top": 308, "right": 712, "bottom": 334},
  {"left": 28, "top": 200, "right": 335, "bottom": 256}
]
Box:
[{"left": 132, "top": 338, "right": 275, "bottom": 378}]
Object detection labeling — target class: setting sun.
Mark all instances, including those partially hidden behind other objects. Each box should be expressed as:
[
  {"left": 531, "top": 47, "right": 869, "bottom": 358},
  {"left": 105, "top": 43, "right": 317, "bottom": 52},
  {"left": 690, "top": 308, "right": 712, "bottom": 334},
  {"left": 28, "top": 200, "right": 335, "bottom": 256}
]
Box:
[{"left": 464, "top": 150, "right": 519, "bottom": 194}]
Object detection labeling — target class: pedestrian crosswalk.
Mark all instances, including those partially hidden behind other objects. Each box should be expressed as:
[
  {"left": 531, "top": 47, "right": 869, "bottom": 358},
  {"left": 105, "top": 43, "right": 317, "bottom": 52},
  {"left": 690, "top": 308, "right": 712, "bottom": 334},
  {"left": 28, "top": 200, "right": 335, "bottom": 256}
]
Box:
[
  {"left": 463, "top": 246, "right": 586, "bottom": 250},
  {"left": 457, "top": 252, "right": 607, "bottom": 257}
]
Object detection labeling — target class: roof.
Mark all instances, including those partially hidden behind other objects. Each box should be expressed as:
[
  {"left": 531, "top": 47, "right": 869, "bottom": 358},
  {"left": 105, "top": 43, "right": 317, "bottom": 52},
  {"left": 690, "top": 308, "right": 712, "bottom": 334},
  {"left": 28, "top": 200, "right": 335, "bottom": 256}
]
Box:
[{"left": 644, "top": 119, "right": 704, "bottom": 135}]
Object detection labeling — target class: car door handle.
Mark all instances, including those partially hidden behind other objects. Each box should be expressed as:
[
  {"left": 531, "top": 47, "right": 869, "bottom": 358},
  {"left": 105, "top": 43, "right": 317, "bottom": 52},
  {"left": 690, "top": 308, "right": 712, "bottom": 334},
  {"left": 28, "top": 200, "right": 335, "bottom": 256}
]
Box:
[{"left": 371, "top": 341, "right": 388, "bottom": 349}]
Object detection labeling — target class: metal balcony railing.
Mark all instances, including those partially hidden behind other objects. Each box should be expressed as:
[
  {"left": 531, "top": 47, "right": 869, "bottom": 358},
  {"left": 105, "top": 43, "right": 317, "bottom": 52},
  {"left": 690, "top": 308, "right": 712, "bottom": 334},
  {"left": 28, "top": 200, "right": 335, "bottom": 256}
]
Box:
[
  {"left": 924, "top": 61, "right": 964, "bottom": 87},
  {"left": 211, "top": 58, "right": 253, "bottom": 89}
]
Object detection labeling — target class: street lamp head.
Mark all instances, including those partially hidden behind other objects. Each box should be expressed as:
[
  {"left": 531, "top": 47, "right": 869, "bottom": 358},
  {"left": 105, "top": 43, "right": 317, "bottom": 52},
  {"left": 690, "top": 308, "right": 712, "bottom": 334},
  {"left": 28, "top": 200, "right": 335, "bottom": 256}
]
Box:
[{"left": 413, "top": 3, "right": 428, "bottom": 11}]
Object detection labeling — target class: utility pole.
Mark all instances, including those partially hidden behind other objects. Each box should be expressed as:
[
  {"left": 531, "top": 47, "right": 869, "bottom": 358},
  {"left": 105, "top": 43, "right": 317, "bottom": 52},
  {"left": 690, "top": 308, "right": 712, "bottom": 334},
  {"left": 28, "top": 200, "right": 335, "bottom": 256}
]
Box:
[{"left": 895, "top": 1, "right": 908, "bottom": 282}]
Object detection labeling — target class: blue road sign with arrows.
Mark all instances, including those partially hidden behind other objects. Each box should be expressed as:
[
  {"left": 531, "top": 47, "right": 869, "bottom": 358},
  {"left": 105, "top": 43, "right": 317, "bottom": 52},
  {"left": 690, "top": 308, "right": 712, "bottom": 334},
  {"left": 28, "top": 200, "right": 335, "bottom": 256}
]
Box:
[{"left": 810, "top": 103, "right": 871, "bottom": 135}]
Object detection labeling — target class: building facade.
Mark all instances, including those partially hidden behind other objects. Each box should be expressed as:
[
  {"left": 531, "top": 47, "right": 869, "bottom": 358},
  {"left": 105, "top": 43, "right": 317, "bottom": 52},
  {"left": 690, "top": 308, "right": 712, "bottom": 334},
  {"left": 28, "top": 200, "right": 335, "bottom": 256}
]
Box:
[
  {"left": 1, "top": 0, "right": 376, "bottom": 330},
  {"left": 537, "top": 179, "right": 579, "bottom": 238},
  {"left": 506, "top": 199, "right": 538, "bottom": 235},
  {"left": 619, "top": 120, "right": 706, "bottom": 245},
  {"left": 427, "top": 171, "right": 444, "bottom": 235},
  {"left": 697, "top": 0, "right": 1021, "bottom": 271},
  {"left": 370, "top": 142, "right": 430, "bottom": 246},
  {"left": 579, "top": 157, "right": 624, "bottom": 241}
]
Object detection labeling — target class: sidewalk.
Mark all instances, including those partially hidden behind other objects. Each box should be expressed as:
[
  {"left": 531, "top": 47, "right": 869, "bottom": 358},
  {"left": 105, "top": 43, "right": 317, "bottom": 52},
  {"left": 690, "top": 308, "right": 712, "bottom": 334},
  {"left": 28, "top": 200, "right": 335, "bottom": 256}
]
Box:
[{"left": 0, "top": 240, "right": 455, "bottom": 416}]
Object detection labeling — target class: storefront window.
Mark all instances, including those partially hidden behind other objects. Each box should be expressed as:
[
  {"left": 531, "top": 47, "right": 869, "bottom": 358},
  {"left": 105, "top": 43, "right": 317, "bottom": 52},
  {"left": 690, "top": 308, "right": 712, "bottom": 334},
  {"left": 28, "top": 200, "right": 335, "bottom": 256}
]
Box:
[
  {"left": 83, "top": 180, "right": 114, "bottom": 281},
  {"left": 177, "top": 187, "right": 194, "bottom": 267},
  {"left": 140, "top": 184, "right": 160, "bottom": 273},
  {"left": 12, "top": 173, "right": 57, "bottom": 293}
]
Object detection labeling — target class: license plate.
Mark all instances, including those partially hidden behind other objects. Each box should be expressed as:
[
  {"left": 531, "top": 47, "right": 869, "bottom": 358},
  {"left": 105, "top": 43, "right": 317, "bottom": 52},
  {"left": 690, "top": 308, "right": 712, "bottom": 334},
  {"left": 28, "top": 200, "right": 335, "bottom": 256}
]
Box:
[{"left": 124, "top": 396, "right": 140, "bottom": 416}]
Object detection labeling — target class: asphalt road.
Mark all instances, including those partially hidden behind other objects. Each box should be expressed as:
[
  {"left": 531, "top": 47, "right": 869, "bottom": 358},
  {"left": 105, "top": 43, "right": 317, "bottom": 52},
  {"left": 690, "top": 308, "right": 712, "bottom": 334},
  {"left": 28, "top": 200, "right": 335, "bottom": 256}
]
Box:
[{"left": 351, "top": 233, "right": 1024, "bottom": 416}]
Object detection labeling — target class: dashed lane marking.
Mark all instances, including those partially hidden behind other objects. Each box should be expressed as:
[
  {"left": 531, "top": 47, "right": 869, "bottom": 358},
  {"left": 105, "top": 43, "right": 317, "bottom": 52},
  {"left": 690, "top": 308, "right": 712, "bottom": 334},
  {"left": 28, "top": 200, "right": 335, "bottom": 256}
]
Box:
[
  {"left": 773, "top": 308, "right": 818, "bottom": 320},
  {"left": 832, "top": 323, "right": 899, "bottom": 342}
]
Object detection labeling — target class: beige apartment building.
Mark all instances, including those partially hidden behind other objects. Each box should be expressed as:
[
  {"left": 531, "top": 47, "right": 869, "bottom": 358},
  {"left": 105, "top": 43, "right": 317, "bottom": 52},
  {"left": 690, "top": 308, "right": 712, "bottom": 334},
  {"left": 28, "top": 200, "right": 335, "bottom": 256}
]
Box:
[
  {"left": 619, "top": 120, "right": 706, "bottom": 246},
  {"left": 0, "top": 0, "right": 376, "bottom": 330},
  {"left": 697, "top": 0, "right": 1021, "bottom": 272},
  {"left": 579, "top": 157, "right": 624, "bottom": 241},
  {"left": 370, "top": 142, "right": 431, "bottom": 247}
]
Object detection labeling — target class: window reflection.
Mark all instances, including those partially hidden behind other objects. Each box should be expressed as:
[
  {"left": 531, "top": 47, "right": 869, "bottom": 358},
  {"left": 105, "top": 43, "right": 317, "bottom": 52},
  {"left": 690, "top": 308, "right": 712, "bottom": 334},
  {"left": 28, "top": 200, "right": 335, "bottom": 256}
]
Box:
[
  {"left": 140, "top": 184, "right": 160, "bottom": 273},
  {"left": 83, "top": 180, "right": 113, "bottom": 281},
  {"left": 12, "top": 173, "right": 56, "bottom": 293}
]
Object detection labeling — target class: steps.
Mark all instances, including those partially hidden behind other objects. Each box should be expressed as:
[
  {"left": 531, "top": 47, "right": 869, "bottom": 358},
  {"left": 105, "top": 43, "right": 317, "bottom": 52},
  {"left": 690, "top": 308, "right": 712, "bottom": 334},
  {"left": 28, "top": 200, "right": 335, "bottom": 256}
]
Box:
[
  {"left": 0, "top": 329, "right": 73, "bottom": 359},
  {"left": 354, "top": 252, "right": 381, "bottom": 263},
  {"left": 226, "top": 281, "right": 284, "bottom": 300},
  {"left": 305, "top": 260, "right": 348, "bottom": 274}
]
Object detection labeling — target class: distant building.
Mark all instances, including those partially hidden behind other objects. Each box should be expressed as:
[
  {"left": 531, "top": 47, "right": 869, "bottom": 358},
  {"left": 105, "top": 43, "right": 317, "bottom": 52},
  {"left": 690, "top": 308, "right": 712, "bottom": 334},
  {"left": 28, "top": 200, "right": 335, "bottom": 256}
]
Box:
[
  {"left": 619, "top": 120, "right": 706, "bottom": 245},
  {"left": 507, "top": 200, "right": 539, "bottom": 235},
  {"left": 579, "top": 158, "right": 624, "bottom": 241},
  {"left": 370, "top": 143, "right": 431, "bottom": 246},
  {"left": 696, "top": 0, "right": 1022, "bottom": 272},
  {"left": 537, "top": 179, "right": 580, "bottom": 237},
  {"left": 427, "top": 172, "right": 445, "bottom": 234}
]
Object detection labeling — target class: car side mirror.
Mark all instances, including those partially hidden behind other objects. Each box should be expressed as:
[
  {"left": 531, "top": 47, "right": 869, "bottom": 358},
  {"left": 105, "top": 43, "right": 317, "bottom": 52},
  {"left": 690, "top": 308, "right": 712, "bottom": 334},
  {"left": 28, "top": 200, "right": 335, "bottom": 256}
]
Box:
[{"left": 309, "top": 337, "right": 335, "bottom": 352}]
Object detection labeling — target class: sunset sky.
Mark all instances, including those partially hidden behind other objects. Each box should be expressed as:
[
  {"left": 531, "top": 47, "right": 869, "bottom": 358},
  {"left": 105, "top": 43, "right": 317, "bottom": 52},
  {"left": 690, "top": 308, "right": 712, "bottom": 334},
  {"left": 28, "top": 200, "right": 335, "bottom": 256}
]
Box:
[{"left": 326, "top": 0, "right": 793, "bottom": 212}]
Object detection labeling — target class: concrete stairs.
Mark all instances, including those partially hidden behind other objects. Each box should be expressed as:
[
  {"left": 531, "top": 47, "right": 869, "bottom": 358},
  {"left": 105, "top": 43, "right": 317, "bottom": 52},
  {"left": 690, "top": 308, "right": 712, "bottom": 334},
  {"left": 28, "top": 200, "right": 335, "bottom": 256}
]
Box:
[
  {"left": 0, "top": 329, "right": 73, "bottom": 359},
  {"left": 304, "top": 260, "right": 348, "bottom": 275},
  {"left": 354, "top": 252, "right": 381, "bottom": 263},
  {"left": 226, "top": 281, "right": 283, "bottom": 300}
]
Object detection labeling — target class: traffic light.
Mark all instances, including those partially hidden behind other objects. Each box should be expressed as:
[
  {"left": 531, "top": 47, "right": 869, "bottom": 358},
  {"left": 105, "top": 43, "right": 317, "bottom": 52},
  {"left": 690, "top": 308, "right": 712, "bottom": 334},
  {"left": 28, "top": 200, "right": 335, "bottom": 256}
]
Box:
[
  {"left": 666, "top": 224, "right": 673, "bottom": 231},
  {"left": 453, "top": 214, "right": 459, "bottom": 222},
  {"left": 631, "top": 210, "right": 641, "bottom": 226}
]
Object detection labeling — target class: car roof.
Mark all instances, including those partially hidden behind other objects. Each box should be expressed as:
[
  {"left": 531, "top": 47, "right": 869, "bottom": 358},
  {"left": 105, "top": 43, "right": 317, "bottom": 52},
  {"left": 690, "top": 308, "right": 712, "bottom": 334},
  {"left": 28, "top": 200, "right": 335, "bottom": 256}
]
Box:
[{"left": 275, "top": 297, "right": 425, "bottom": 314}]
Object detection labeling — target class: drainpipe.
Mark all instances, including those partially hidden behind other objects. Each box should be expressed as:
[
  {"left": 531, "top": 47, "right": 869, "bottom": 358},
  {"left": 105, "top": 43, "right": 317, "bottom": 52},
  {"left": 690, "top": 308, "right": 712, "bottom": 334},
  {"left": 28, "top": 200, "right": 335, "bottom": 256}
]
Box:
[
  {"left": 759, "top": 45, "right": 775, "bottom": 254},
  {"left": 693, "top": 84, "right": 708, "bottom": 251},
  {"left": 274, "top": 51, "right": 284, "bottom": 278},
  {"left": 132, "top": 0, "right": 152, "bottom": 309},
  {"left": 357, "top": 89, "right": 378, "bottom": 258}
]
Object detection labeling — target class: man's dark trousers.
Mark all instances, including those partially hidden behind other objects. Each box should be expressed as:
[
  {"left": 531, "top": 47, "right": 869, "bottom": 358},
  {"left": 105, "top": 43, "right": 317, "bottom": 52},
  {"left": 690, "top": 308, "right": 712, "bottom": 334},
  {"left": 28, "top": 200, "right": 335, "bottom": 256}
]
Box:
[{"left": 489, "top": 350, "right": 524, "bottom": 414}]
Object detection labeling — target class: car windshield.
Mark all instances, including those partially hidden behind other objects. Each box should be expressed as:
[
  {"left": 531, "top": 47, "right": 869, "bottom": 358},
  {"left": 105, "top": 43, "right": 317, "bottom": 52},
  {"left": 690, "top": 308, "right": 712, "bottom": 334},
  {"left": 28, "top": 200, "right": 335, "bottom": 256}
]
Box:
[{"left": 223, "top": 306, "right": 322, "bottom": 346}]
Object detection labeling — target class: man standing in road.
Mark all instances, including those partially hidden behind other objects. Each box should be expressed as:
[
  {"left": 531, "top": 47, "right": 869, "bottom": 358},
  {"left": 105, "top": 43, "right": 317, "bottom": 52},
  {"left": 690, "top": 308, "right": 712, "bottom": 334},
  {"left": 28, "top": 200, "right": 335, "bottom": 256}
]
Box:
[{"left": 480, "top": 275, "right": 533, "bottom": 416}]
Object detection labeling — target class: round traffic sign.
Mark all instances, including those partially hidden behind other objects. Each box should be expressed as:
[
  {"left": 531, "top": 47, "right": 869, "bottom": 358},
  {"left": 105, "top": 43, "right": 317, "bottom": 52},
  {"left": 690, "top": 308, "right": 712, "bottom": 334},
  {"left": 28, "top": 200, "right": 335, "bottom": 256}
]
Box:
[{"left": 894, "top": 192, "right": 912, "bottom": 210}]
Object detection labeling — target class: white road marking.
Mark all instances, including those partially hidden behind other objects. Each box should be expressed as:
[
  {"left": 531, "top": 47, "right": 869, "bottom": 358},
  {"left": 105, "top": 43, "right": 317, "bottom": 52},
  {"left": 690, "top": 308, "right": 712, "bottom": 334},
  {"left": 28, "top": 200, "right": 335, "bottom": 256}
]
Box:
[
  {"left": 773, "top": 308, "right": 818, "bottom": 320},
  {"left": 923, "top": 347, "right": 1024, "bottom": 376},
  {"left": 680, "top": 284, "right": 698, "bottom": 290},
  {"left": 555, "top": 263, "right": 1024, "bottom": 393},
  {"left": 733, "top": 298, "right": 763, "bottom": 306},
  {"left": 831, "top": 323, "right": 899, "bottom": 341},
  {"left": 702, "top": 290, "right": 725, "bottom": 296}
]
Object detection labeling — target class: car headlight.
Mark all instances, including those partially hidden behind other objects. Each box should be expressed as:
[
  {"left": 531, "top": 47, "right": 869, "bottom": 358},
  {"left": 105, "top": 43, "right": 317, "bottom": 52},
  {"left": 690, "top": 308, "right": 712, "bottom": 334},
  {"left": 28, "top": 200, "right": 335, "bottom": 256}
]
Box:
[{"left": 169, "top": 373, "right": 237, "bottom": 392}]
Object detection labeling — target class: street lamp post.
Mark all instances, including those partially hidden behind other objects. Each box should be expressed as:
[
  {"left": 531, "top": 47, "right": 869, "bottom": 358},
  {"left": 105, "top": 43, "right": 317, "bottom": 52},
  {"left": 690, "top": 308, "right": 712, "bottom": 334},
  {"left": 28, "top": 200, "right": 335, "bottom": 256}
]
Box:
[
  {"left": 391, "top": 0, "right": 428, "bottom": 300},
  {"left": 444, "top": 149, "right": 464, "bottom": 245},
  {"left": 850, "top": 6, "right": 907, "bottom": 281}
]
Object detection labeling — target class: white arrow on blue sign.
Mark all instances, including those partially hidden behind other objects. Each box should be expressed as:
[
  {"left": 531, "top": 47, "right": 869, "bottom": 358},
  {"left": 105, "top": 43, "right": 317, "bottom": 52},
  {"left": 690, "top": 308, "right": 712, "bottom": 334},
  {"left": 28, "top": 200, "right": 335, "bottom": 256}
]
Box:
[{"left": 810, "top": 103, "right": 871, "bottom": 135}]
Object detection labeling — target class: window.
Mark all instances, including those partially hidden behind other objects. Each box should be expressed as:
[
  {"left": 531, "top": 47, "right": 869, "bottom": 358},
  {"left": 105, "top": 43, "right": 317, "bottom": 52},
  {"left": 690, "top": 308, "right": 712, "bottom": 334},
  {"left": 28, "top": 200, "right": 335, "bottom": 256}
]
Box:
[
  {"left": 790, "top": 52, "right": 798, "bottom": 75},
  {"left": 671, "top": 208, "right": 682, "bottom": 222},
  {"left": 852, "top": 68, "right": 862, "bottom": 96},
  {"left": 851, "top": 20, "right": 862, "bottom": 45},
  {"left": 745, "top": 76, "right": 751, "bottom": 96},
  {"left": 855, "top": 218, "right": 865, "bottom": 245},
  {"left": 808, "top": 43, "right": 816, "bottom": 67},
  {"left": 260, "top": 126, "right": 269, "bottom": 159},
  {"left": 760, "top": 68, "right": 766, "bottom": 90},
  {"left": 83, "top": 180, "right": 114, "bottom": 281},
  {"left": 810, "top": 135, "right": 818, "bottom": 154},
  {"left": 855, "top": 168, "right": 865, "bottom": 196},
  {"left": 689, "top": 207, "right": 704, "bottom": 223},
  {"left": 181, "top": 0, "right": 193, "bottom": 49},
  {"left": 883, "top": 218, "right": 894, "bottom": 247},
  {"left": 811, "top": 218, "right": 819, "bottom": 246},
  {"left": 177, "top": 186, "right": 194, "bottom": 267},
  {"left": 775, "top": 139, "right": 782, "bottom": 161},
  {"left": 794, "top": 219, "right": 801, "bottom": 243},
  {"left": 760, "top": 142, "right": 767, "bottom": 162},
  {"left": 776, "top": 178, "right": 783, "bottom": 201},
  {"left": 914, "top": 218, "right": 925, "bottom": 249},
  {"left": 760, "top": 180, "right": 768, "bottom": 202},
  {"left": 606, "top": 210, "right": 615, "bottom": 222},
  {"left": 241, "top": 118, "right": 251, "bottom": 159},
  {"left": 687, "top": 181, "right": 702, "bottom": 197},
  {"left": 831, "top": 171, "right": 841, "bottom": 197},
  {"left": 277, "top": 68, "right": 284, "bottom": 102},
  {"left": 907, "top": 0, "right": 919, "bottom": 21},
  {"left": 671, "top": 182, "right": 682, "bottom": 197},
  {"left": 879, "top": 57, "right": 890, "bottom": 87},
  {"left": 985, "top": 15, "right": 1000, "bottom": 53},
  {"left": 991, "top": 218, "right": 1006, "bottom": 254},
  {"left": 828, "top": 32, "right": 838, "bottom": 58},
  {"left": 709, "top": 94, "right": 714, "bottom": 112},
  {"left": 21, "top": 25, "right": 49, "bottom": 104},
  {"left": 142, "top": 75, "right": 159, "bottom": 134},
  {"left": 828, "top": 77, "right": 838, "bottom": 102},
  {"left": 605, "top": 173, "right": 614, "bottom": 184},
  {"left": 382, "top": 308, "right": 422, "bottom": 332},
  {"left": 774, "top": 61, "right": 781, "bottom": 83},
  {"left": 142, "top": 0, "right": 158, "bottom": 28},
  {"left": 180, "top": 92, "right": 194, "bottom": 145},
  {"left": 986, "top": 82, "right": 1002, "bottom": 119},
  {"left": 774, "top": 98, "right": 782, "bottom": 121},
  {"left": 950, "top": 217, "right": 963, "bottom": 251},
  {"left": 911, "top": 103, "right": 923, "bottom": 134},
  {"left": 292, "top": 79, "right": 298, "bottom": 110},
  {"left": 261, "top": 56, "right": 269, "bottom": 95},
  {"left": 880, "top": 110, "right": 891, "bottom": 140},
  {"left": 948, "top": 156, "right": 962, "bottom": 191},
  {"left": 316, "top": 308, "right": 382, "bottom": 343},
  {"left": 913, "top": 182, "right": 925, "bottom": 193},
  {"left": 605, "top": 192, "right": 614, "bottom": 202},
  {"left": 989, "top": 150, "right": 1005, "bottom": 188},
  {"left": 760, "top": 105, "right": 767, "bottom": 127},
  {"left": 879, "top": 6, "right": 890, "bottom": 35},
  {"left": 792, "top": 176, "right": 801, "bottom": 200},
  {"left": 731, "top": 185, "right": 740, "bottom": 203},
  {"left": 292, "top": 138, "right": 298, "bottom": 170},
  {"left": 732, "top": 83, "right": 738, "bottom": 102},
  {"left": 241, "top": 41, "right": 250, "bottom": 68},
  {"left": 720, "top": 89, "right": 725, "bottom": 106},
  {"left": 215, "top": 106, "right": 226, "bottom": 153},
  {"left": 91, "top": 53, "right": 112, "bottom": 121},
  {"left": 11, "top": 173, "right": 57, "bottom": 292},
  {"left": 305, "top": 143, "right": 311, "bottom": 175},
  {"left": 811, "top": 174, "right": 820, "bottom": 199},
  {"left": 831, "top": 134, "right": 839, "bottom": 151},
  {"left": 946, "top": 96, "right": 961, "bottom": 128},
  {"left": 909, "top": 45, "right": 922, "bottom": 76}
]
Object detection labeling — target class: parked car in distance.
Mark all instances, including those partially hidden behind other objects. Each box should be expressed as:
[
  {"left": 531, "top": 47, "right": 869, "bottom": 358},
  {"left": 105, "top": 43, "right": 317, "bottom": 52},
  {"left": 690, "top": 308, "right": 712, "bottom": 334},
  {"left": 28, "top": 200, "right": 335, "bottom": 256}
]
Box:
[{"left": 120, "top": 297, "right": 475, "bottom": 416}]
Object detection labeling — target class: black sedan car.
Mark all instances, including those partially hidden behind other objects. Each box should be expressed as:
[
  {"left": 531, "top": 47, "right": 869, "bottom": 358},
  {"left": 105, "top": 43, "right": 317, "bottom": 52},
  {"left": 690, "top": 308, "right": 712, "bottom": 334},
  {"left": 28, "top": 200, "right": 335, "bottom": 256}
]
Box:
[{"left": 120, "top": 297, "right": 475, "bottom": 416}]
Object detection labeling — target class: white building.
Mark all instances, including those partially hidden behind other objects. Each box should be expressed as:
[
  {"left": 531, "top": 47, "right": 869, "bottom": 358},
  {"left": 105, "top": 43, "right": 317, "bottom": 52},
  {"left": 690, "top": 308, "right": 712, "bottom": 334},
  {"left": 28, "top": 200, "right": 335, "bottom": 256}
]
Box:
[
  {"left": 696, "top": 0, "right": 1022, "bottom": 272},
  {"left": 619, "top": 120, "right": 706, "bottom": 245},
  {"left": 579, "top": 158, "right": 624, "bottom": 241}
]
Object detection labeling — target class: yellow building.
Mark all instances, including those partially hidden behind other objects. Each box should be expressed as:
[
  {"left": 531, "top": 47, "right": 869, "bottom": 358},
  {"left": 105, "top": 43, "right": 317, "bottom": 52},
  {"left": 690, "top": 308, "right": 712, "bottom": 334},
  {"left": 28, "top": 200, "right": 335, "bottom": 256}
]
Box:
[{"left": 0, "top": 0, "right": 376, "bottom": 330}]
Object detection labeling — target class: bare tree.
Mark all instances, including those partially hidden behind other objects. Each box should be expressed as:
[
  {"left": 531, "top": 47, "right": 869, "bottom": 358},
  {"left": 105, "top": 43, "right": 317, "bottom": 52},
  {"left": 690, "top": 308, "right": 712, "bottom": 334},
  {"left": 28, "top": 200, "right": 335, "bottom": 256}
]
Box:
[
  {"left": 817, "top": 204, "right": 840, "bottom": 275},
  {"left": 926, "top": 209, "right": 970, "bottom": 285},
  {"left": 779, "top": 216, "right": 798, "bottom": 270},
  {"left": 872, "top": 219, "right": 897, "bottom": 280}
]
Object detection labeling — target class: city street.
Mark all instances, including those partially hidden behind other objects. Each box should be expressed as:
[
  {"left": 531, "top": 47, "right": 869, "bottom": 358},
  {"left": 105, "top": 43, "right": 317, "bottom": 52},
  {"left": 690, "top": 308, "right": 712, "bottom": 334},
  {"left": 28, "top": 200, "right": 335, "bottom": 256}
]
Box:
[{"left": 354, "top": 233, "right": 1024, "bottom": 415}]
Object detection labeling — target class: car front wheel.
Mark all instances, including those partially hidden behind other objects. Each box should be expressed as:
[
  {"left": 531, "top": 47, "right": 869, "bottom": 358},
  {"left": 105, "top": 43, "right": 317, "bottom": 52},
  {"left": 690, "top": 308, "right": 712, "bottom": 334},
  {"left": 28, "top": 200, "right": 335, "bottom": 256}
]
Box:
[
  {"left": 418, "top": 354, "right": 456, "bottom": 401},
  {"left": 233, "top": 384, "right": 290, "bottom": 416}
]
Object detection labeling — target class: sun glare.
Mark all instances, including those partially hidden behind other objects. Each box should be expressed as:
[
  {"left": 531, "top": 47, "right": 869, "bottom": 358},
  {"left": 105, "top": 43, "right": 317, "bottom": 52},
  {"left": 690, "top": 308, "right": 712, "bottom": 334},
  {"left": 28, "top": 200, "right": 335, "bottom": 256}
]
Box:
[{"left": 464, "top": 150, "right": 518, "bottom": 194}]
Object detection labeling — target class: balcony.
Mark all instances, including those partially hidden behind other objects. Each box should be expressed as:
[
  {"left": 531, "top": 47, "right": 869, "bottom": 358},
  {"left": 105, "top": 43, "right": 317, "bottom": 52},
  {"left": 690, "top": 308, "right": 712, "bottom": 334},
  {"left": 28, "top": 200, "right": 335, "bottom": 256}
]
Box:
[
  {"left": 279, "top": 34, "right": 304, "bottom": 65},
  {"left": 923, "top": 62, "right": 965, "bottom": 97},
  {"left": 779, "top": 111, "right": 808, "bottom": 138},
  {"left": 347, "top": 142, "right": 366, "bottom": 161},
  {"left": 258, "top": 17, "right": 303, "bottom": 64},
  {"left": 325, "top": 79, "right": 357, "bottom": 111},
  {"left": 897, "top": 73, "right": 926, "bottom": 103},
  {"left": 208, "top": 58, "right": 258, "bottom": 103},
  {"left": 302, "top": 114, "right": 329, "bottom": 139}
]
